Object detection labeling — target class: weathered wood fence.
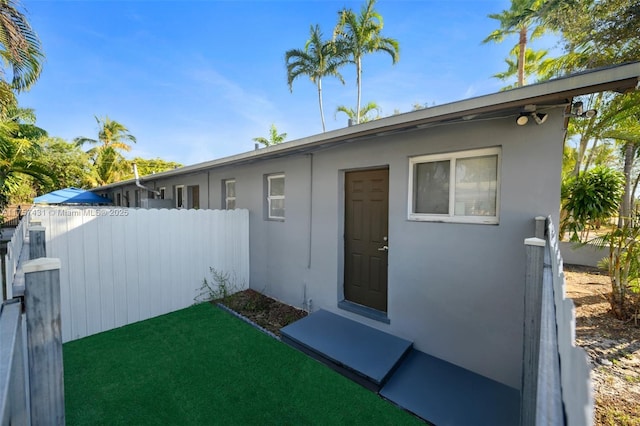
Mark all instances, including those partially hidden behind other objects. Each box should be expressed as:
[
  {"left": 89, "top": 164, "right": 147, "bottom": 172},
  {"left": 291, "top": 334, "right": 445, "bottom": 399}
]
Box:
[
  {"left": 1, "top": 226, "right": 65, "bottom": 425},
  {"left": 29, "top": 206, "right": 250, "bottom": 342},
  {"left": 3, "top": 214, "right": 28, "bottom": 300},
  {"left": 521, "top": 216, "right": 593, "bottom": 426}
]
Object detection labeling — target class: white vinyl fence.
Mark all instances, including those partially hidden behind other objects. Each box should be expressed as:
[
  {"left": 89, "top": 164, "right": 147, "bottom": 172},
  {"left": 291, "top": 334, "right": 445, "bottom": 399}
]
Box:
[{"left": 30, "top": 206, "right": 250, "bottom": 343}]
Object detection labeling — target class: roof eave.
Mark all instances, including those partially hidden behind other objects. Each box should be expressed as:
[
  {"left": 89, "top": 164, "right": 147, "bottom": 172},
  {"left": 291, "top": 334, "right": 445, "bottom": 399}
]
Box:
[{"left": 96, "top": 62, "right": 640, "bottom": 190}]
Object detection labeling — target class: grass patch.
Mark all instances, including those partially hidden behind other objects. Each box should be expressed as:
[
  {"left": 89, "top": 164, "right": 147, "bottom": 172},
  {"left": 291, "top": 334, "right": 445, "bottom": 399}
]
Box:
[{"left": 64, "top": 303, "right": 421, "bottom": 425}]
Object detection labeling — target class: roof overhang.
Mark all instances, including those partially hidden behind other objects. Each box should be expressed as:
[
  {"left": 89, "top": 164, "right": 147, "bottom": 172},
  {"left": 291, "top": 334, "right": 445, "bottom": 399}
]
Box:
[{"left": 97, "top": 62, "right": 640, "bottom": 190}]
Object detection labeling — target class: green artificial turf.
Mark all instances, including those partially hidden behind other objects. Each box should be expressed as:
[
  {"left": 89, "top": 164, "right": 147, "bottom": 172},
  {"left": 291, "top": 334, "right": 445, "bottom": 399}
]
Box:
[{"left": 64, "top": 303, "right": 422, "bottom": 425}]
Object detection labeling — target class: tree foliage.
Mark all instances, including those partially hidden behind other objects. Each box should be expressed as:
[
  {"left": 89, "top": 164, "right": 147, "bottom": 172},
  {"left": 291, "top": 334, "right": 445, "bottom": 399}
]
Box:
[
  {"left": 561, "top": 166, "right": 624, "bottom": 242},
  {"left": 75, "top": 116, "right": 137, "bottom": 186},
  {"left": 592, "top": 221, "right": 640, "bottom": 321},
  {"left": 483, "top": 0, "right": 549, "bottom": 87},
  {"left": 285, "top": 25, "right": 347, "bottom": 132},
  {"left": 333, "top": 0, "right": 399, "bottom": 124},
  {"left": 544, "top": 0, "right": 640, "bottom": 73},
  {"left": 120, "top": 157, "right": 182, "bottom": 180},
  {"left": 335, "top": 101, "right": 380, "bottom": 124},
  {"left": 0, "top": 107, "right": 54, "bottom": 208},
  {"left": 252, "top": 124, "right": 287, "bottom": 147},
  {"left": 0, "top": 0, "right": 44, "bottom": 115}
]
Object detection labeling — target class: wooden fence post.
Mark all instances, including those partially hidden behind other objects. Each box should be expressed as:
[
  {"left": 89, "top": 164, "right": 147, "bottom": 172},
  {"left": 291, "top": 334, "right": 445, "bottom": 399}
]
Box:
[
  {"left": 23, "top": 257, "right": 64, "bottom": 425},
  {"left": 29, "top": 226, "right": 46, "bottom": 260},
  {"left": 521, "top": 236, "right": 546, "bottom": 426}
]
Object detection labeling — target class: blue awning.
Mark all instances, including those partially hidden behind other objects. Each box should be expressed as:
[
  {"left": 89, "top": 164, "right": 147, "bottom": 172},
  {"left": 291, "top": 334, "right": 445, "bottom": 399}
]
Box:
[{"left": 33, "top": 187, "right": 112, "bottom": 205}]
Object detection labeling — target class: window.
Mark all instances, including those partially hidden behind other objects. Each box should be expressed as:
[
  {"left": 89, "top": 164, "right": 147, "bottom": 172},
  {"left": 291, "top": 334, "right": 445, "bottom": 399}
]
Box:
[
  {"left": 187, "top": 185, "right": 199, "bottom": 209},
  {"left": 159, "top": 187, "right": 165, "bottom": 200},
  {"left": 116, "top": 193, "right": 121, "bottom": 206},
  {"left": 176, "top": 185, "right": 184, "bottom": 208},
  {"left": 125, "top": 191, "right": 130, "bottom": 207},
  {"left": 267, "top": 174, "right": 285, "bottom": 220},
  {"left": 224, "top": 179, "right": 236, "bottom": 209},
  {"left": 408, "top": 147, "right": 500, "bottom": 224},
  {"left": 134, "top": 190, "right": 140, "bottom": 207}
]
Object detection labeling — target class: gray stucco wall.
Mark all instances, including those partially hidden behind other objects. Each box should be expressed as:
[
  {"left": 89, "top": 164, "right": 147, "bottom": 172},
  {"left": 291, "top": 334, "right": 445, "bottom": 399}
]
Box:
[{"left": 102, "top": 111, "right": 565, "bottom": 389}]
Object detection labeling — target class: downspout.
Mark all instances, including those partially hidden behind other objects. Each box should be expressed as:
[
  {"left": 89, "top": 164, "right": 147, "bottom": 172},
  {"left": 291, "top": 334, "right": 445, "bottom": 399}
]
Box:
[
  {"left": 307, "top": 153, "right": 313, "bottom": 269},
  {"left": 133, "top": 163, "right": 160, "bottom": 196},
  {"left": 207, "top": 170, "right": 211, "bottom": 209},
  {"left": 305, "top": 153, "right": 314, "bottom": 312}
]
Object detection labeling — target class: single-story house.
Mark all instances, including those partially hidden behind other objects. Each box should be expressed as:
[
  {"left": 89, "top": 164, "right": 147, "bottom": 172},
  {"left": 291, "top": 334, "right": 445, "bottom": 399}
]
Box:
[{"left": 94, "top": 62, "right": 640, "bottom": 390}]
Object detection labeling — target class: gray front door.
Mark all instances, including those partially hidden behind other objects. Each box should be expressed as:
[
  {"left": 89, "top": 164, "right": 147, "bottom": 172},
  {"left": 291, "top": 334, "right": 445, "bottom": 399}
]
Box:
[{"left": 344, "top": 168, "right": 389, "bottom": 312}]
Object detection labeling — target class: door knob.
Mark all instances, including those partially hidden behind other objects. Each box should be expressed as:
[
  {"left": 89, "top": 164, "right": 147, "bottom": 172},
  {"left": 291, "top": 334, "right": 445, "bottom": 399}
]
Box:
[{"left": 378, "top": 245, "right": 389, "bottom": 251}]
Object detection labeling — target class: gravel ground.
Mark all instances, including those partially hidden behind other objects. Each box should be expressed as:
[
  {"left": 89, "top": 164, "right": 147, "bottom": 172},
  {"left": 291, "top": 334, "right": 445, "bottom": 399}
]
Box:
[{"left": 564, "top": 265, "right": 640, "bottom": 425}]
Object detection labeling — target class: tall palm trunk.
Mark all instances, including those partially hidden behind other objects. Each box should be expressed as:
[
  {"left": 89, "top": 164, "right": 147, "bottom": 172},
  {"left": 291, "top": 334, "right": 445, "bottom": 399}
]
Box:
[
  {"left": 317, "top": 79, "right": 326, "bottom": 132},
  {"left": 517, "top": 27, "right": 527, "bottom": 87},
  {"left": 355, "top": 57, "right": 362, "bottom": 124},
  {"left": 572, "top": 93, "right": 603, "bottom": 177},
  {"left": 619, "top": 141, "right": 635, "bottom": 227}
]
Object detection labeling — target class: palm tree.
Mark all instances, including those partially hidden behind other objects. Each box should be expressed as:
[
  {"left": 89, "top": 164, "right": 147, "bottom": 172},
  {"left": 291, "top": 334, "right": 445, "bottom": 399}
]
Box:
[
  {"left": 483, "top": 0, "right": 548, "bottom": 87},
  {"left": 601, "top": 114, "right": 640, "bottom": 227},
  {"left": 90, "top": 146, "right": 130, "bottom": 186},
  {"left": 333, "top": 0, "right": 399, "bottom": 124},
  {"left": 0, "top": 107, "right": 53, "bottom": 208},
  {"left": 335, "top": 101, "right": 380, "bottom": 124},
  {"left": 493, "top": 46, "right": 553, "bottom": 90},
  {"left": 75, "top": 116, "right": 137, "bottom": 185},
  {"left": 0, "top": 0, "right": 44, "bottom": 114},
  {"left": 286, "top": 25, "right": 347, "bottom": 132},
  {"left": 253, "top": 124, "right": 287, "bottom": 147},
  {"left": 75, "top": 116, "right": 137, "bottom": 155}
]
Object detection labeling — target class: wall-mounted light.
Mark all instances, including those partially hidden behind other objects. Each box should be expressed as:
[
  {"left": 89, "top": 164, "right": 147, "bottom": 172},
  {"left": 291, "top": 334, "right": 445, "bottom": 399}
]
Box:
[
  {"left": 516, "top": 111, "right": 548, "bottom": 126},
  {"left": 516, "top": 113, "right": 529, "bottom": 126},
  {"left": 532, "top": 112, "right": 548, "bottom": 125},
  {"left": 565, "top": 101, "right": 598, "bottom": 119}
]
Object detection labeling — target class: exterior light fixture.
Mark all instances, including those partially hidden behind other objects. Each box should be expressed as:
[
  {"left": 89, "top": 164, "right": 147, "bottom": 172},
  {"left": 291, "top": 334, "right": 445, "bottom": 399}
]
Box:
[
  {"left": 565, "top": 101, "right": 598, "bottom": 119},
  {"left": 532, "top": 112, "right": 548, "bottom": 125},
  {"left": 516, "top": 113, "right": 529, "bottom": 126}
]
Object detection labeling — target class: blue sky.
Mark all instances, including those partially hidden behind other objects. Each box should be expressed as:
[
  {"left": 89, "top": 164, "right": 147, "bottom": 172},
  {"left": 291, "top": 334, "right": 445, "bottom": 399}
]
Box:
[{"left": 18, "top": 0, "right": 559, "bottom": 166}]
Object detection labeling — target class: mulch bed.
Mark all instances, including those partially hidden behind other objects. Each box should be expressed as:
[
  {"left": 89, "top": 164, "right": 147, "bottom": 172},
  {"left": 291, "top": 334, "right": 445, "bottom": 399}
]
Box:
[{"left": 217, "top": 288, "right": 308, "bottom": 337}]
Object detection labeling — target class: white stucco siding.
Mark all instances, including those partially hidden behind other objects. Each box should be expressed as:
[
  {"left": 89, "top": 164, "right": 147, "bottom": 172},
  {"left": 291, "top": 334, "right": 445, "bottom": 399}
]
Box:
[{"left": 237, "top": 112, "right": 564, "bottom": 389}]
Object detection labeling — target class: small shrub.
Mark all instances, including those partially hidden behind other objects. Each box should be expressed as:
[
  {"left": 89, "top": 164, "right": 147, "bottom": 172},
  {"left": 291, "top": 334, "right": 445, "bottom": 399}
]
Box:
[
  {"left": 195, "top": 267, "right": 240, "bottom": 303},
  {"left": 561, "top": 166, "right": 624, "bottom": 242},
  {"left": 592, "top": 221, "right": 640, "bottom": 321}
]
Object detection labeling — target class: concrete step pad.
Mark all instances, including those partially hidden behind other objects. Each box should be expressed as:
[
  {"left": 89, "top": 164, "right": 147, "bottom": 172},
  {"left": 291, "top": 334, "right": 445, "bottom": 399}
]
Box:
[
  {"left": 280, "top": 309, "right": 413, "bottom": 391},
  {"left": 381, "top": 349, "right": 521, "bottom": 426}
]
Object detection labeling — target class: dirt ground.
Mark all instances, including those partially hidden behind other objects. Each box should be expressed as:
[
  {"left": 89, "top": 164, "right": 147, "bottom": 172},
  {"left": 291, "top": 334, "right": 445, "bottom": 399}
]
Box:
[
  {"left": 564, "top": 265, "right": 640, "bottom": 425},
  {"left": 218, "top": 288, "right": 307, "bottom": 337}
]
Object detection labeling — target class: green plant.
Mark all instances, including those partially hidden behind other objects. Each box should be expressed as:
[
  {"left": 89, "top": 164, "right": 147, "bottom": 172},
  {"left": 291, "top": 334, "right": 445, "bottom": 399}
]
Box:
[
  {"left": 561, "top": 166, "right": 624, "bottom": 242},
  {"left": 592, "top": 220, "right": 640, "bottom": 321},
  {"left": 194, "top": 267, "right": 239, "bottom": 303}
]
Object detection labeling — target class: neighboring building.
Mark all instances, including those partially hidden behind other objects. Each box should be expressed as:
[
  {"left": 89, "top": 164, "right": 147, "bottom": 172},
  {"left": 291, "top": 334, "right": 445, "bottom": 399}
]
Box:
[{"left": 95, "top": 63, "right": 640, "bottom": 389}]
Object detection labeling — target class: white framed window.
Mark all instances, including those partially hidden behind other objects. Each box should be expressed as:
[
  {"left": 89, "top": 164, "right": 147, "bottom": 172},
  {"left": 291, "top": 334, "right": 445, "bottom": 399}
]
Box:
[
  {"left": 176, "top": 185, "right": 185, "bottom": 208},
  {"left": 159, "top": 187, "right": 165, "bottom": 200},
  {"left": 267, "top": 174, "right": 285, "bottom": 220},
  {"left": 408, "top": 147, "right": 500, "bottom": 224},
  {"left": 224, "top": 179, "right": 236, "bottom": 209}
]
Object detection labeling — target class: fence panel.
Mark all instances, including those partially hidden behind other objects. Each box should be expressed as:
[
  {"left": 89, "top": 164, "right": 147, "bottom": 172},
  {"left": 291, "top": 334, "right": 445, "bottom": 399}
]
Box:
[
  {"left": 546, "top": 217, "right": 593, "bottom": 426},
  {"left": 3, "top": 215, "right": 28, "bottom": 300},
  {"left": 30, "top": 206, "right": 250, "bottom": 343},
  {"left": 0, "top": 299, "right": 28, "bottom": 425}
]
